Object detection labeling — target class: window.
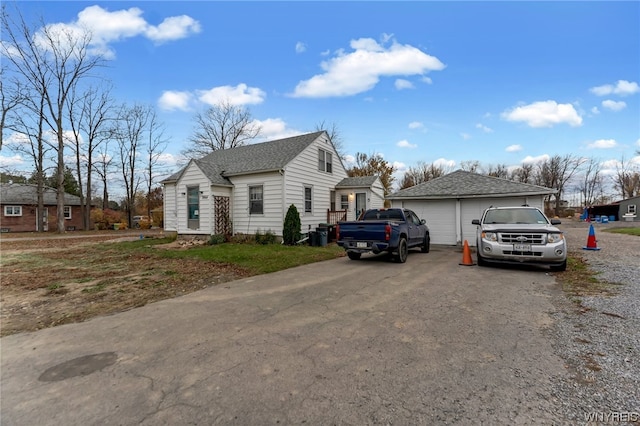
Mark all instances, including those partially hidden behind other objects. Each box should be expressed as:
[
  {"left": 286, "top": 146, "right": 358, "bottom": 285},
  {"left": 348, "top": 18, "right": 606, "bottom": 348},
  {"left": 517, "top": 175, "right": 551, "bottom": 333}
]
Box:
[
  {"left": 4, "top": 206, "right": 22, "bottom": 216},
  {"left": 340, "top": 195, "right": 349, "bottom": 210},
  {"left": 318, "top": 149, "right": 332, "bottom": 173},
  {"left": 629, "top": 204, "right": 637, "bottom": 215},
  {"left": 304, "top": 186, "right": 312, "bottom": 213},
  {"left": 63, "top": 206, "right": 72, "bottom": 219},
  {"left": 187, "top": 186, "right": 200, "bottom": 229},
  {"left": 249, "top": 185, "right": 263, "bottom": 214}
]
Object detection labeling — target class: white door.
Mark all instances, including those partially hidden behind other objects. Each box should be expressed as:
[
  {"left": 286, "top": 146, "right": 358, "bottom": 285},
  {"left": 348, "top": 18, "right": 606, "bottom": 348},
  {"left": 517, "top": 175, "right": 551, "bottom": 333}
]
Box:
[{"left": 396, "top": 200, "right": 457, "bottom": 245}]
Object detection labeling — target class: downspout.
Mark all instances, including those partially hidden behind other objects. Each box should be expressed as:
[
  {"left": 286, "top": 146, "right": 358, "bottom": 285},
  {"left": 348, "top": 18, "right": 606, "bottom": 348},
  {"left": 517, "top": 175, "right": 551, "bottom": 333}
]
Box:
[
  {"left": 456, "top": 199, "right": 462, "bottom": 246},
  {"left": 280, "top": 168, "right": 285, "bottom": 237}
]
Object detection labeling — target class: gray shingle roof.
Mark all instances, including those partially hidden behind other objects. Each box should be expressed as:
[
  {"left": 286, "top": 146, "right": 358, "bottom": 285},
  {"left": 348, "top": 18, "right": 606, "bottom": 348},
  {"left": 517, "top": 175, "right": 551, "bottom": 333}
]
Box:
[
  {"left": 0, "top": 183, "right": 83, "bottom": 205},
  {"left": 162, "top": 131, "right": 326, "bottom": 185},
  {"left": 336, "top": 176, "right": 379, "bottom": 188},
  {"left": 388, "top": 170, "right": 556, "bottom": 199}
]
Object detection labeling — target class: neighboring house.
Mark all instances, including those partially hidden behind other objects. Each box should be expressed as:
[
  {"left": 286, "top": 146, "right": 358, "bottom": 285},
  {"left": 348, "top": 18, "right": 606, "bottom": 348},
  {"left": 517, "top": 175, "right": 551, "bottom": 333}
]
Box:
[
  {"left": 161, "top": 131, "right": 384, "bottom": 238},
  {"left": 586, "top": 195, "right": 640, "bottom": 222},
  {"left": 387, "top": 170, "right": 557, "bottom": 246},
  {"left": 0, "top": 183, "right": 87, "bottom": 232}
]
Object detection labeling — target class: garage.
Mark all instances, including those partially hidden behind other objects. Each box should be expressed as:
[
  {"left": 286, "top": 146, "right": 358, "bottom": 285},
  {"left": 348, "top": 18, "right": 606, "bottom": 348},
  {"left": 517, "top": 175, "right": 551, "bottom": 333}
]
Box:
[{"left": 388, "top": 170, "right": 554, "bottom": 247}]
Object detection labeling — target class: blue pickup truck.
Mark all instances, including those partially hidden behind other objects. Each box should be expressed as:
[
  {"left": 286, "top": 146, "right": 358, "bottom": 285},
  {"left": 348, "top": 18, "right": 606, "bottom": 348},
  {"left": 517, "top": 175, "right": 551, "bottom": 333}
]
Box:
[{"left": 336, "top": 208, "right": 430, "bottom": 263}]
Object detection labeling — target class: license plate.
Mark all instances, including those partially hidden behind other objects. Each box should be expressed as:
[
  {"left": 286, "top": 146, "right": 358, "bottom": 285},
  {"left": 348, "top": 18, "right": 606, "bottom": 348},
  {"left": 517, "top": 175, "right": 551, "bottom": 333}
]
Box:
[
  {"left": 356, "top": 242, "right": 368, "bottom": 248},
  {"left": 513, "top": 244, "right": 531, "bottom": 251}
]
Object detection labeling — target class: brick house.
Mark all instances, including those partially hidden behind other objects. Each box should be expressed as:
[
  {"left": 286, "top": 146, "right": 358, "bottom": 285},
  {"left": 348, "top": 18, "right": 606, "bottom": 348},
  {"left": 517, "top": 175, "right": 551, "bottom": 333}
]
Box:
[{"left": 0, "top": 183, "right": 90, "bottom": 232}]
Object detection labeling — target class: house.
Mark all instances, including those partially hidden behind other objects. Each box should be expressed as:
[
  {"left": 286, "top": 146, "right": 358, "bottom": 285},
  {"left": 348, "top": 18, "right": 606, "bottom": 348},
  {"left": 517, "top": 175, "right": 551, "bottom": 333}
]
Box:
[
  {"left": 586, "top": 195, "right": 640, "bottom": 222},
  {"left": 0, "top": 183, "right": 87, "bottom": 232},
  {"left": 387, "top": 170, "right": 557, "bottom": 246},
  {"left": 161, "top": 131, "right": 384, "bottom": 238}
]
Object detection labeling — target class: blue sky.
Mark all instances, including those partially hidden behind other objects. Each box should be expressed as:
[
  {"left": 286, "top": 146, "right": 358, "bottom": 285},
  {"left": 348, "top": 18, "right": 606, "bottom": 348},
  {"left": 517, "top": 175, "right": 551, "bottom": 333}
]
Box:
[{"left": 3, "top": 1, "right": 640, "bottom": 189}]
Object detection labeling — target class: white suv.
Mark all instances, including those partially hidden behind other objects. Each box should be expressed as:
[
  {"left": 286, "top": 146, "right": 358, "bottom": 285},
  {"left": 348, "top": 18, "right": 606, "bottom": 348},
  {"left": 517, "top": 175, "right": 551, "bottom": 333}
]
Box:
[{"left": 471, "top": 206, "right": 567, "bottom": 271}]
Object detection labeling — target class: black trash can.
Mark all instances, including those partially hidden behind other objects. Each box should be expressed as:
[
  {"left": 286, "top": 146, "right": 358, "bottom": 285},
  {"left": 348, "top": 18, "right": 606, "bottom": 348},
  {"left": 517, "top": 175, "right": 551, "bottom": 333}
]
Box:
[
  {"left": 316, "top": 227, "right": 328, "bottom": 247},
  {"left": 309, "top": 231, "right": 318, "bottom": 246}
]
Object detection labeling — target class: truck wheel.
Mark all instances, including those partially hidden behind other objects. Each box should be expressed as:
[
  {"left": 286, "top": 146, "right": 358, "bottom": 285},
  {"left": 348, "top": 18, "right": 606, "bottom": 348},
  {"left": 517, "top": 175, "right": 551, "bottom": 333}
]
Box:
[
  {"left": 347, "top": 252, "right": 362, "bottom": 260},
  {"left": 421, "top": 235, "right": 430, "bottom": 253},
  {"left": 395, "top": 238, "right": 408, "bottom": 263}
]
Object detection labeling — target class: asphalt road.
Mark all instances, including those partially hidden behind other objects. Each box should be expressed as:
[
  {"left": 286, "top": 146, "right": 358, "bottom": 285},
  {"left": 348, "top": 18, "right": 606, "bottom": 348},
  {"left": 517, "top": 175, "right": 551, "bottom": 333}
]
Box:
[{"left": 1, "top": 245, "right": 568, "bottom": 425}]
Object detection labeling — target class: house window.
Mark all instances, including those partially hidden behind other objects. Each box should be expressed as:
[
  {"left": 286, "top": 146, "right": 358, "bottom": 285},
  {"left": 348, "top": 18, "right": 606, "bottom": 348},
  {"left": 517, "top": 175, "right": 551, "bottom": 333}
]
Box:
[
  {"left": 318, "top": 149, "right": 332, "bottom": 173},
  {"left": 63, "top": 206, "right": 72, "bottom": 219},
  {"left": 4, "top": 206, "right": 22, "bottom": 216},
  {"left": 304, "top": 186, "right": 312, "bottom": 213},
  {"left": 187, "top": 186, "right": 200, "bottom": 229},
  {"left": 340, "top": 195, "right": 349, "bottom": 210},
  {"left": 249, "top": 185, "right": 263, "bottom": 215},
  {"left": 629, "top": 204, "right": 637, "bottom": 215}
]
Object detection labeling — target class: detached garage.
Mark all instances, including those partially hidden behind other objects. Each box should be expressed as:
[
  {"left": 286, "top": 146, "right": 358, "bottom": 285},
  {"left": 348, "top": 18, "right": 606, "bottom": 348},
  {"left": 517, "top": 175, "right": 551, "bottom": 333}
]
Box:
[{"left": 388, "top": 170, "right": 557, "bottom": 246}]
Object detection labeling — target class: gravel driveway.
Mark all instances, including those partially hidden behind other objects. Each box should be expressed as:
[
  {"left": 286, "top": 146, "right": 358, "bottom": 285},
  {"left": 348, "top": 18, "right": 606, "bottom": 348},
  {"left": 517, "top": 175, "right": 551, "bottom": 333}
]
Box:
[{"left": 552, "top": 221, "right": 639, "bottom": 423}]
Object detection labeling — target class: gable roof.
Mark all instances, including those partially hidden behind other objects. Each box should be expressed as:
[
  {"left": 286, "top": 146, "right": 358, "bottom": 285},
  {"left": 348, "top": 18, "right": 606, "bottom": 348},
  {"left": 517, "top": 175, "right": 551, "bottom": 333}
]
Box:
[
  {"left": 0, "top": 183, "right": 83, "bottom": 205},
  {"left": 336, "top": 176, "right": 380, "bottom": 188},
  {"left": 163, "top": 131, "right": 327, "bottom": 185},
  {"left": 388, "top": 170, "right": 557, "bottom": 200}
]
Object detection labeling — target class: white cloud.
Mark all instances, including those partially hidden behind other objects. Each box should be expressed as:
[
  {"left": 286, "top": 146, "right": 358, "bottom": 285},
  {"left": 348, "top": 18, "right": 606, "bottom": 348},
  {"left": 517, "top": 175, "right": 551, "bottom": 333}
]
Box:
[
  {"left": 295, "top": 42, "right": 306, "bottom": 53},
  {"left": 156, "top": 152, "right": 179, "bottom": 166},
  {"left": 587, "top": 139, "right": 618, "bottom": 149},
  {"left": 601, "top": 100, "right": 627, "bottom": 111},
  {"left": 590, "top": 80, "right": 640, "bottom": 97},
  {"left": 252, "top": 118, "right": 300, "bottom": 141},
  {"left": 501, "top": 100, "right": 582, "bottom": 128},
  {"left": 344, "top": 154, "right": 355, "bottom": 165},
  {"left": 637, "top": 138, "right": 640, "bottom": 147},
  {"left": 475, "top": 123, "right": 493, "bottom": 133},
  {"left": 408, "top": 121, "right": 424, "bottom": 130},
  {"left": 396, "top": 139, "right": 417, "bottom": 149},
  {"left": 460, "top": 133, "right": 471, "bottom": 140},
  {"left": 591, "top": 106, "right": 600, "bottom": 115},
  {"left": 158, "top": 90, "right": 192, "bottom": 111},
  {"left": 421, "top": 76, "right": 433, "bottom": 85},
  {"left": 506, "top": 144, "right": 523, "bottom": 153},
  {"left": 522, "top": 154, "right": 550, "bottom": 164},
  {"left": 395, "top": 79, "right": 414, "bottom": 90},
  {"left": 291, "top": 36, "right": 445, "bottom": 98},
  {"left": 433, "top": 158, "right": 456, "bottom": 169},
  {"left": 197, "top": 84, "right": 266, "bottom": 106},
  {"left": 0, "top": 154, "right": 24, "bottom": 167},
  {"left": 392, "top": 161, "right": 407, "bottom": 172},
  {"left": 38, "top": 6, "right": 200, "bottom": 59}
]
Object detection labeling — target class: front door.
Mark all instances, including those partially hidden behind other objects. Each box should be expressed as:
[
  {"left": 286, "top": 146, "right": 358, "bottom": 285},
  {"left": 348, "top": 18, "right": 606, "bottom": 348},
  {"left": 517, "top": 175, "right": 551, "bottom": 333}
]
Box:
[
  {"left": 356, "top": 192, "right": 366, "bottom": 219},
  {"left": 38, "top": 208, "right": 49, "bottom": 231},
  {"left": 187, "top": 186, "right": 200, "bottom": 230}
]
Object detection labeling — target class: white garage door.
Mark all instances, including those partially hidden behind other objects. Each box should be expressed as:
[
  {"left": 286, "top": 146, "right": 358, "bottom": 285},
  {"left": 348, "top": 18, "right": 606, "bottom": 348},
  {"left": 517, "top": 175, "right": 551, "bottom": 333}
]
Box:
[
  {"left": 460, "top": 197, "right": 544, "bottom": 246},
  {"left": 393, "top": 200, "right": 457, "bottom": 245}
]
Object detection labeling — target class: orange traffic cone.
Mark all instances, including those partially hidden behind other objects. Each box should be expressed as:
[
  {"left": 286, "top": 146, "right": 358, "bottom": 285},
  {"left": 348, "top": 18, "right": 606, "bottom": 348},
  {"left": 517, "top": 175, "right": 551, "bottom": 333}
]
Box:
[
  {"left": 459, "top": 240, "right": 475, "bottom": 266},
  {"left": 582, "top": 224, "right": 601, "bottom": 251}
]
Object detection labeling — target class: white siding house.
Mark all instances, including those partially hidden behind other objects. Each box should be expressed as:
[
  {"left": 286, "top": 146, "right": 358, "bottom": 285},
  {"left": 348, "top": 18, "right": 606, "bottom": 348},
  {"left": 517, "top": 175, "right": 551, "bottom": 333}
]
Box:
[
  {"left": 162, "top": 131, "right": 384, "bottom": 238},
  {"left": 388, "top": 170, "right": 556, "bottom": 246}
]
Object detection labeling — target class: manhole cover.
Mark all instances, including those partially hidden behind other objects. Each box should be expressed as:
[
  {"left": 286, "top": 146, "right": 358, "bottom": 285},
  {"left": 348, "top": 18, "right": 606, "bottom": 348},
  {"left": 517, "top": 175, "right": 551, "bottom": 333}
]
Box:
[{"left": 38, "top": 352, "right": 118, "bottom": 382}]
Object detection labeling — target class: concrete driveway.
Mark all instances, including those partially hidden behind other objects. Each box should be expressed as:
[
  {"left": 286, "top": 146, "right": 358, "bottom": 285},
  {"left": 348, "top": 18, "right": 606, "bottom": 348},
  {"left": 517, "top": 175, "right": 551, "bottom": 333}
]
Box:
[{"left": 1, "top": 245, "right": 568, "bottom": 425}]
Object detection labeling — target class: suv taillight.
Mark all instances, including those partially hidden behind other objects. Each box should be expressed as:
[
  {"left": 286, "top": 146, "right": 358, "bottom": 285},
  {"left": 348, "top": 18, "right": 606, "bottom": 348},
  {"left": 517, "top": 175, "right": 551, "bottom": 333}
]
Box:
[{"left": 385, "top": 224, "right": 391, "bottom": 241}]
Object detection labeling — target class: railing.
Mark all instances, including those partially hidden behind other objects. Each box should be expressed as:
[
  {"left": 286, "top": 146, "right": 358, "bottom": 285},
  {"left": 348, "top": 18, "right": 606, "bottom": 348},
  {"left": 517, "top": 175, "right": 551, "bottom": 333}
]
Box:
[{"left": 327, "top": 209, "right": 347, "bottom": 224}]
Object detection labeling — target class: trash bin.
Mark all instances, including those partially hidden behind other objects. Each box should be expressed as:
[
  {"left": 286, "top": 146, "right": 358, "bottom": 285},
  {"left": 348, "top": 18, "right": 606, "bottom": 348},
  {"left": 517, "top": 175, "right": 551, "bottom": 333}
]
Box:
[
  {"left": 309, "top": 231, "right": 318, "bottom": 246},
  {"left": 316, "top": 227, "right": 328, "bottom": 247}
]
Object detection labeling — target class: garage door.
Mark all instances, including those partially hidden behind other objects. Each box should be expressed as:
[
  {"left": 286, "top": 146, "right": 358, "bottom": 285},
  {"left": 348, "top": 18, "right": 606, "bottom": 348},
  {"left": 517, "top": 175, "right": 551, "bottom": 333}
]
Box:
[
  {"left": 461, "top": 197, "right": 544, "bottom": 246},
  {"left": 394, "top": 200, "right": 457, "bottom": 245}
]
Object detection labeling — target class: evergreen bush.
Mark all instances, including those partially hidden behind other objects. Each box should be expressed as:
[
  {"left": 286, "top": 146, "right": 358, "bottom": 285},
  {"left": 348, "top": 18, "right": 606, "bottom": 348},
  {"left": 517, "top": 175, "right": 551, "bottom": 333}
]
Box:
[{"left": 283, "top": 204, "right": 301, "bottom": 245}]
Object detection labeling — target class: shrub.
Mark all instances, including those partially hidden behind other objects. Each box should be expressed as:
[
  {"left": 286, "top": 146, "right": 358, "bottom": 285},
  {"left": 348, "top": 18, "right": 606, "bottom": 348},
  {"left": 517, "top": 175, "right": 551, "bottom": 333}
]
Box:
[
  {"left": 255, "top": 229, "right": 277, "bottom": 245},
  {"left": 283, "top": 204, "right": 301, "bottom": 245},
  {"left": 231, "top": 233, "right": 254, "bottom": 244},
  {"left": 90, "top": 208, "right": 123, "bottom": 230},
  {"left": 208, "top": 234, "right": 226, "bottom": 245}
]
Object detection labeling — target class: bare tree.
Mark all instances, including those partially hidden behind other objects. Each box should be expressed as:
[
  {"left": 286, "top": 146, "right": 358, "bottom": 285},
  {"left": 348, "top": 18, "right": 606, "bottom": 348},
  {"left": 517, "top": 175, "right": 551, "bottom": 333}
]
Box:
[
  {"left": 399, "top": 161, "right": 448, "bottom": 189},
  {"left": 576, "top": 157, "right": 604, "bottom": 207},
  {"left": 613, "top": 156, "right": 640, "bottom": 199},
  {"left": 143, "top": 109, "right": 168, "bottom": 219},
  {"left": 511, "top": 163, "right": 534, "bottom": 183},
  {"left": 94, "top": 142, "right": 114, "bottom": 210},
  {"left": 0, "top": 67, "right": 26, "bottom": 150},
  {"left": 1, "top": 6, "right": 105, "bottom": 232},
  {"left": 66, "top": 84, "right": 114, "bottom": 229},
  {"left": 484, "top": 163, "right": 509, "bottom": 179},
  {"left": 534, "top": 154, "right": 581, "bottom": 214},
  {"left": 459, "top": 160, "right": 481, "bottom": 173},
  {"left": 112, "top": 103, "right": 154, "bottom": 226},
  {"left": 182, "top": 99, "right": 261, "bottom": 158},
  {"left": 314, "top": 120, "right": 346, "bottom": 160}
]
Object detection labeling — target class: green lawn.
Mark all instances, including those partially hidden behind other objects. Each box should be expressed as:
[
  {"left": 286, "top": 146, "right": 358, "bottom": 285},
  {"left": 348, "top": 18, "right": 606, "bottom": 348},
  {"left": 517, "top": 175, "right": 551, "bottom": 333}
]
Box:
[
  {"left": 117, "top": 238, "right": 346, "bottom": 274},
  {"left": 602, "top": 227, "right": 640, "bottom": 237}
]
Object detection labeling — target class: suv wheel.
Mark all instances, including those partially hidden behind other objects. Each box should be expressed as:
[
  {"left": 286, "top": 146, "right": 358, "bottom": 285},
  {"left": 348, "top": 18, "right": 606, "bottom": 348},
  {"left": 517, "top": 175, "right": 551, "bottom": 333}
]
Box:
[
  {"left": 347, "top": 252, "right": 361, "bottom": 260},
  {"left": 421, "top": 235, "right": 430, "bottom": 253},
  {"left": 550, "top": 260, "right": 567, "bottom": 272}
]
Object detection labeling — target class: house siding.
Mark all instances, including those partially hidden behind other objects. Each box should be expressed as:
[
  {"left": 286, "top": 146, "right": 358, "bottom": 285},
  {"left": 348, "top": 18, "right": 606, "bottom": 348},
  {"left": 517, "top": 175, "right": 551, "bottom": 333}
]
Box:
[
  {"left": 163, "top": 183, "right": 178, "bottom": 232},
  {"left": 231, "top": 172, "right": 284, "bottom": 235},
  {"left": 283, "top": 134, "right": 348, "bottom": 232}
]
